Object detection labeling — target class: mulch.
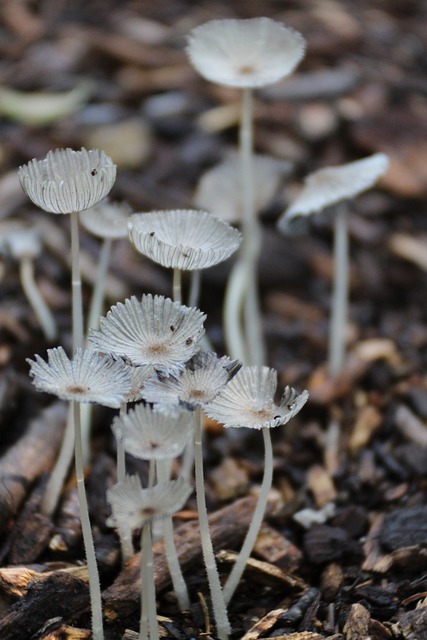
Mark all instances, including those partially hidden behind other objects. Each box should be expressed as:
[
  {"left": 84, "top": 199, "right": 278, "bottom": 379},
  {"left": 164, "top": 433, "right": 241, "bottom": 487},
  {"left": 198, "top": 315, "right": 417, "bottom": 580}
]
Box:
[{"left": 0, "top": 1, "right": 426, "bottom": 638}]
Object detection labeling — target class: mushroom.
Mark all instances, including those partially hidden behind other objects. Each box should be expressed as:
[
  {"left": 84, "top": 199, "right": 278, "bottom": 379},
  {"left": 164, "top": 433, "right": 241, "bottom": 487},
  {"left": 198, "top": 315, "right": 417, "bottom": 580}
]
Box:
[
  {"left": 206, "top": 366, "right": 308, "bottom": 605},
  {"left": 187, "top": 18, "right": 305, "bottom": 366},
  {"left": 27, "top": 347, "right": 133, "bottom": 640}
]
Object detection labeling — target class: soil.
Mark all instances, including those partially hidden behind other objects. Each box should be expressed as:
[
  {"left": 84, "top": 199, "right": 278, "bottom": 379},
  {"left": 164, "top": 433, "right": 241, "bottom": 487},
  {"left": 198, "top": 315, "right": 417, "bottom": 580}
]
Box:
[{"left": 0, "top": 1, "right": 427, "bottom": 639}]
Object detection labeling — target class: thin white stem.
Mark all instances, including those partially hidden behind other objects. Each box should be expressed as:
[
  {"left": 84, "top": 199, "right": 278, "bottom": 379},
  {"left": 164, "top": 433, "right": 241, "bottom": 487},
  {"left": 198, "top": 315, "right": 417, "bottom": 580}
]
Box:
[
  {"left": 223, "top": 427, "right": 273, "bottom": 605},
  {"left": 140, "top": 525, "right": 150, "bottom": 640},
  {"left": 70, "top": 211, "right": 84, "bottom": 350},
  {"left": 41, "top": 404, "right": 74, "bottom": 516},
  {"left": 172, "top": 268, "right": 182, "bottom": 303},
  {"left": 188, "top": 269, "right": 201, "bottom": 308},
  {"left": 223, "top": 260, "right": 250, "bottom": 363},
  {"left": 156, "top": 460, "right": 190, "bottom": 611},
  {"left": 328, "top": 205, "right": 349, "bottom": 378},
  {"left": 117, "top": 403, "right": 127, "bottom": 483},
  {"left": 194, "top": 407, "right": 230, "bottom": 640},
  {"left": 243, "top": 265, "right": 265, "bottom": 366},
  {"left": 73, "top": 402, "right": 104, "bottom": 640},
  {"left": 87, "top": 238, "right": 113, "bottom": 332},
  {"left": 115, "top": 403, "right": 134, "bottom": 563},
  {"left": 180, "top": 437, "right": 195, "bottom": 482},
  {"left": 20, "top": 256, "right": 57, "bottom": 340},
  {"left": 143, "top": 523, "right": 159, "bottom": 640}
]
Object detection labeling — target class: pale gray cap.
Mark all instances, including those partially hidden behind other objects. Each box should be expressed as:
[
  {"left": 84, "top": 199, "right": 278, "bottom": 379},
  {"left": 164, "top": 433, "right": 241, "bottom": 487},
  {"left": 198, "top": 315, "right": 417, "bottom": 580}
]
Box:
[
  {"left": 27, "top": 346, "right": 132, "bottom": 407},
  {"left": 186, "top": 18, "right": 305, "bottom": 89},
  {"left": 106, "top": 475, "right": 192, "bottom": 530},
  {"left": 18, "top": 147, "right": 116, "bottom": 214},
  {"left": 205, "top": 365, "right": 308, "bottom": 429},
  {"left": 79, "top": 199, "right": 131, "bottom": 239},
  {"left": 128, "top": 209, "right": 241, "bottom": 270},
  {"left": 278, "top": 153, "right": 389, "bottom": 232}
]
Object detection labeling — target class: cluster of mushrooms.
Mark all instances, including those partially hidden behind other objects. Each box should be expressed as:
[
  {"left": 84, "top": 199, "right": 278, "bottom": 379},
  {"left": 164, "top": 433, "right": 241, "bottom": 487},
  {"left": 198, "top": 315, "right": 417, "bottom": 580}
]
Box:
[{"left": 16, "top": 16, "right": 388, "bottom": 640}]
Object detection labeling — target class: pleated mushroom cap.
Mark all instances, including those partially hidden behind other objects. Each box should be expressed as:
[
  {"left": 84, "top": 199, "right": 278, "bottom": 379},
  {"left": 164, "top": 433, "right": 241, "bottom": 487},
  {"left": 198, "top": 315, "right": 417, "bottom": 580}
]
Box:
[
  {"left": 27, "top": 346, "right": 132, "bottom": 408},
  {"left": 18, "top": 148, "right": 117, "bottom": 214},
  {"left": 88, "top": 294, "right": 206, "bottom": 375},
  {"left": 278, "top": 153, "right": 389, "bottom": 232},
  {"left": 106, "top": 475, "right": 192, "bottom": 531},
  {"left": 186, "top": 18, "right": 305, "bottom": 89},
  {"left": 205, "top": 365, "right": 308, "bottom": 429},
  {"left": 128, "top": 209, "right": 241, "bottom": 271},
  {"left": 142, "top": 351, "right": 241, "bottom": 409},
  {"left": 112, "top": 403, "right": 193, "bottom": 460},
  {"left": 80, "top": 199, "right": 131, "bottom": 239}
]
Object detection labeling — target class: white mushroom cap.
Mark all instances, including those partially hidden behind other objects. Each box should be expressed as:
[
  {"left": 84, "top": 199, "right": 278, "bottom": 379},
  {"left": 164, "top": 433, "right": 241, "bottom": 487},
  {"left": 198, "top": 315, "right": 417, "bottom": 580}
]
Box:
[
  {"left": 27, "top": 346, "right": 133, "bottom": 407},
  {"left": 278, "top": 153, "right": 389, "bottom": 232},
  {"left": 0, "top": 224, "right": 42, "bottom": 259},
  {"left": 112, "top": 403, "right": 193, "bottom": 460},
  {"left": 186, "top": 18, "right": 305, "bottom": 89},
  {"left": 128, "top": 209, "right": 241, "bottom": 270},
  {"left": 79, "top": 199, "right": 131, "bottom": 239},
  {"left": 194, "top": 153, "right": 292, "bottom": 224},
  {"left": 18, "top": 147, "right": 117, "bottom": 214},
  {"left": 106, "top": 475, "right": 192, "bottom": 530},
  {"left": 205, "top": 365, "right": 308, "bottom": 429},
  {"left": 141, "top": 351, "right": 241, "bottom": 409},
  {"left": 88, "top": 294, "right": 206, "bottom": 374}
]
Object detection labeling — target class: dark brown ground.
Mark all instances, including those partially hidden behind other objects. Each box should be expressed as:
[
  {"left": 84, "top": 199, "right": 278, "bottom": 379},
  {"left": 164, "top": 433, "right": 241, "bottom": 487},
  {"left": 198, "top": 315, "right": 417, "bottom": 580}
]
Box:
[{"left": 0, "top": 1, "right": 427, "bottom": 639}]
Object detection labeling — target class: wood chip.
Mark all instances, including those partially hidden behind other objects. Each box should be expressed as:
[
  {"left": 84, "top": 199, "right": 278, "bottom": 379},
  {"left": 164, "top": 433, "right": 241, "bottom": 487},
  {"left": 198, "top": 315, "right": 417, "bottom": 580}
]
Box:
[
  {"left": 394, "top": 404, "right": 427, "bottom": 447},
  {"left": 216, "top": 550, "right": 305, "bottom": 592},
  {"left": 254, "top": 523, "right": 302, "bottom": 567},
  {"left": 343, "top": 603, "right": 371, "bottom": 639},
  {"left": 210, "top": 457, "right": 249, "bottom": 501},
  {"left": 349, "top": 405, "right": 383, "bottom": 453},
  {"left": 307, "top": 464, "right": 337, "bottom": 507}
]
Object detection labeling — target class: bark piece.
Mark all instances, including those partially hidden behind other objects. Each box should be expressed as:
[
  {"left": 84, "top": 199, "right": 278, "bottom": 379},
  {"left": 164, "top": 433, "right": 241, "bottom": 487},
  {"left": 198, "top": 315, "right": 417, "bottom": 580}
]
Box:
[
  {"left": 254, "top": 523, "right": 302, "bottom": 568},
  {"left": 304, "top": 525, "right": 362, "bottom": 564},
  {"left": 0, "top": 402, "right": 67, "bottom": 534},
  {"left": 0, "top": 572, "right": 89, "bottom": 640},
  {"left": 343, "top": 603, "right": 370, "bottom": 639},
  {"left": 379, "top": 505, "right": 427, "bottom": 551}
]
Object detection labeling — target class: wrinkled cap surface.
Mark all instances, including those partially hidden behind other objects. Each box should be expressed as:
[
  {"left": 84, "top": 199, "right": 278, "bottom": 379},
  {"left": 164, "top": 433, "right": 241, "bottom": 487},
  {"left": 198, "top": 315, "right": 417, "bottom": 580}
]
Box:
[
  {"left": 18, "top": 147, "right": 117, "bottom": 214},
  {"left": 186, "top": 17, "right": 305, "bottom": 88},
  {"left": 106, "top": 475, "right": 192, "bottom": 530},
  {"left": 27, "top": 346, "right": 132, "bottom": 407},
  {"left": 112, "top": 403, "right": 193, "bottom": 460},
  {"left": 88, "top": 294, "right": 206, "bottom": 375},
  {"left": 142, "top": 351, "right": 241, "bottom": 409},
  {"left": 128, "top": 209, "right": 241, "bottom": 270},
  {"left": 278, "top": 153, "right": 389, "bottom": 232},
  {"left": 206, "top": 365, "right": 308, "bottom": 429}
]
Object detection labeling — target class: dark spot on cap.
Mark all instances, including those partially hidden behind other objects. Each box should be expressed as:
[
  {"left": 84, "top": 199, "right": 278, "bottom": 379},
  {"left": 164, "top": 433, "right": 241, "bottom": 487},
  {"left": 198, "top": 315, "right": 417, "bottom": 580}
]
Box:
[
  {"left": 91, "top": 169, "right": 97, "bottom": 176},
  {"left": 170, "top": 325, "right": 175, "bottom": 331},
  {"left": 149, "top": 231, "right": 155, "bottom": 237},
  {"left": 186, "top": 338, "right": 193, "bottom": 346}
]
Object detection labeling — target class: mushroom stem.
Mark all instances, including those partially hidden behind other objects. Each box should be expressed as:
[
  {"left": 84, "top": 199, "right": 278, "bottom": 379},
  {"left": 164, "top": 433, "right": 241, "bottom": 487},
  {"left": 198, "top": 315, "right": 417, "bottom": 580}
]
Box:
[
  {"left": 87, "top": 237, "right": 113, "bottom": 332},
  {"left": 140, "top": 523, "right": 158, "bottom": 640},
  {"left": 40, "top": 405, "right": 74, "bottom": 516},
  {"left": 188, "top": 269, "right": 201, "bottom": 308},
  {"left": 224, "top": 87, "right": 264, "bottom": 366},
  {"left": 73, "top": 401, "right": 104, "bottom": 640},
  {"left": 223, "top": 425, "right": 272, "bottom": 605},
  {"left": 20, "top": 256, "right": 57, "bottom": 340},
  {"left": 156, "top": 460, "right": 190, "bottom": 611},
  {"left": 70, "top": 211, "right": 84, "bottom": 350},
  {"left": 328, "top": 204, "right": 349, "bottom": 377},
  {"left": 173, "top": 268, "right": 182, "bottom": 303},
  {"left": 194, "top": 407, "right": 230, "bottom": 639}
]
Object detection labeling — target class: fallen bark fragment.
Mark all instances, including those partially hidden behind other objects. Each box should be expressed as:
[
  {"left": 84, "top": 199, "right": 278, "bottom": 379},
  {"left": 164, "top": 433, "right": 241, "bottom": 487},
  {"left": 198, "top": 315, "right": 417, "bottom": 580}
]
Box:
[{"left": 0, "top": 402, "right": 67, "bottom": 534}]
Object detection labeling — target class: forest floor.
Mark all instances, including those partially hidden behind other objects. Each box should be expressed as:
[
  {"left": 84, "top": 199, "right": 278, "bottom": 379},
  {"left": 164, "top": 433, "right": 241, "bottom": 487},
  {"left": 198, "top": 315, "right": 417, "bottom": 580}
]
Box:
[{"left": 0, "top": 1, "right": 427, "bottom": 639}]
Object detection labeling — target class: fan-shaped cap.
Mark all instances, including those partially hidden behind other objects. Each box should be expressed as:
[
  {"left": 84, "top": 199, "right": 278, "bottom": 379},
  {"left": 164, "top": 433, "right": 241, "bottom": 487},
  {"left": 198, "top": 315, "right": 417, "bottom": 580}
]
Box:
[
  {"left": 112, "top": 403, "right": 193, "bottom": 460},
  {"left": 194, "top": 153, "right": 292, "bottom": 224},
  {"left": 106, "top": 475, "right": 192, "bottom": 531},
  {"left": 186, "top": 18, "right": 305, "bottom": 89},
  {"left": 27, "top": 346, "right": 133, "bottom": 407},
  {"left": 88, "top": 294, "right": 206, "bottom": 375},
  {"left": 79, "top": 199, "right": 131, "bottom": 239},
  {"left": 142, "top": 351, "right": 241, "bottom": 409},
  {"left": 18, "top": 147, "right": 117, "bottom": 214},
  {"left": 205, "top": 365, "right": 308, "bottom": 429},
  {"left": 122, "top": 363, "right": 155, "bottom": 403},
  {"left": 278, "top": 153, "right": 389, "bottom": 232},
  {"left": 128, "top": 209, "right": 241, "bottom": 271}
]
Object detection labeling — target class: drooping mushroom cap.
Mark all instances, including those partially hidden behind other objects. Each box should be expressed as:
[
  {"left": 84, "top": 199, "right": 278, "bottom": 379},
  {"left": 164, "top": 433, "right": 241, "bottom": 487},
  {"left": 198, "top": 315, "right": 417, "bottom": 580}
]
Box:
[
  {"left": 27, "top": 346, "right": 132, "bottom": 407},
  {"left": 186, "top": 18, "right": 305, "bottom": 89},
  {"left": 205, "top": 365, "right": 308, "bottom": 430},
  {"left": 194, "top": 153, "right": 292, "bottom": 224},
  {"left": 88, "top": 294, "right": 206, "bottom": 375},
  {"left": 0, "top": 221, "right": 42, "bottom": 259},
  {"left": 128, "top": 209, "right": 241, "bottom": 270},
  {"left": 18, "top": 147, "right": 116, "bottom": 214},
  {"left": 278, "top": 153, "right": 389, "bottom": 232},
  {"left": 79, "top": 199, "right": 131, "bottom": 239},
  {"left": 106, "top": 475, "right": 192, "bottom": 531},
  {"left": 111, "top": 403, "right": 193, "bottom": 460}
]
